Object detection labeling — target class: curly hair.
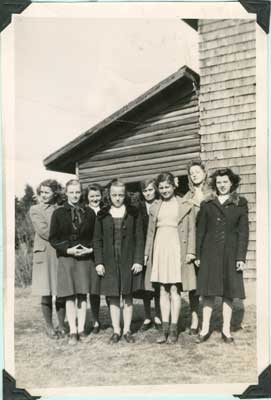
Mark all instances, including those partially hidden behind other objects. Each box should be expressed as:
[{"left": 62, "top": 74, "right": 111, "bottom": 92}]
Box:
[
  {"left": 84, "top": 183, "right": 103, "bottom": 204},
  {"left": 36, "top": 179, "right": 64, "bottom": 204},
  {"left": 210, "top": 168, "right": 241, "bottom": 193}
]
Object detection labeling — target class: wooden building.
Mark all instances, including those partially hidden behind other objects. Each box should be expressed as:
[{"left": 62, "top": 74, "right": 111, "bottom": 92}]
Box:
[{"left": 44, "top": 20, "right": 256, "bottom": 280}]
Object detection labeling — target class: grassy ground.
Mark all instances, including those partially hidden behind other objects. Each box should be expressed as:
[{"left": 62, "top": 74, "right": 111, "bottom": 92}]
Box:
[{"left": 15, "top": 283, "right": 257, "bottom": 388}]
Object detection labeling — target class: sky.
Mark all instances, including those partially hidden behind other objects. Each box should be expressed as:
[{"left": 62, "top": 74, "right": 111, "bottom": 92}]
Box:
[{"left": 14, "top": 15, "right": 198, "bottom": 196}]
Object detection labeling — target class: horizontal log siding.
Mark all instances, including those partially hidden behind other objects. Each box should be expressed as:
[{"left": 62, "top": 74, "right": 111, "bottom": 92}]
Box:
[
  {"left": 198, "top": 19, "right": 256, "bottom": 280},
  {"left": 78, "top": 88, "right": 200, "bottom": 186}
]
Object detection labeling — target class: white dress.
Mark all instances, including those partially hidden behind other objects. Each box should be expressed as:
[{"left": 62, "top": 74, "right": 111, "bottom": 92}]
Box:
[{"left": 151, "top": 197, "right": 182, "bottom": 284}]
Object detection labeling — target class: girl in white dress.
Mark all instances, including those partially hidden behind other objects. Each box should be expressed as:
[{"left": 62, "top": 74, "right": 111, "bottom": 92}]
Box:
[{"left": 145, "top": 172, "right": 196, "bottom": 344}]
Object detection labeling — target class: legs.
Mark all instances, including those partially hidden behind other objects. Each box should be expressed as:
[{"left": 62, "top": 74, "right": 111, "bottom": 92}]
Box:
[
  {"left": 222, "top": 297, "right": 233, "bottom": 338},
  {"left": 143, "top": 297, "right": 152, "bottom": 324},
  {"left": 123, "top": 295, "right": 133, "bottom": 335},
  {"left": 77, "top": 294, "right": 87, "bottom": 334},
  {"left": 41, "top": 296, "right": 53, "bottom": 329},
  {"left": 55, "top": 297, "right": 66, "bottom": 331},
  {"left": 89, "top": 294, "right": 100, "bottom": 328},
  {"left": 201, "top": 296, "right": 215, "bottom": 336},
  {"left": 189, "top": 290, "right": 199, "bottom": 331},
  {"left": 109, "top": 296, "right": 121, "bottom": 335}
]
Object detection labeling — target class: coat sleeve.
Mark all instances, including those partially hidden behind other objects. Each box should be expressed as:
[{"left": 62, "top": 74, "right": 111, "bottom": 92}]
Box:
[
  {"left": 236, "top": 199, "right": 249, "bottom": 262},
  {"left": 187, "top": 206, "right": 196, "bottom": 255},
  {"left": 196, "top": 202, "right": 208, "bottom": 260},
  {"left": 144, "top": 213, "right": 155, "bottom": 257},
  {"left": 133, "top": 212, "right": 144, "bottom": 266},
  {"left": 93, "top": 217, "right": 104, "bottom": 266},
  {"left": 49, "top": 210, "right": 70, "bottom": 256},
  {"left": 29, "top": 206, "right": 49, "bottom": 241}
]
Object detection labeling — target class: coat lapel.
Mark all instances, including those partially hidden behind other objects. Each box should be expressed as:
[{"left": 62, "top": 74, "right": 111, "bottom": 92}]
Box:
[
  {"left": 176, "top": 196, "right": 193, "bottom": 223},
  {"left": 149, "top": 199, "right": 162, "bottom": 223}
]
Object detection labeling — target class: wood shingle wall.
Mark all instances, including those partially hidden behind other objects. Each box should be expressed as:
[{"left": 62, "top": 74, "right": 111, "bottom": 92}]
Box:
[{"left": 198, "top": 19, "right": 256, "bottom": 279}]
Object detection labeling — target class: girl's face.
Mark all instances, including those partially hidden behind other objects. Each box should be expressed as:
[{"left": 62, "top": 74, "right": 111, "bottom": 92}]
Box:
[
  {"left": 66, "top": 184, "right": 81, "bottom": 205},
  {"left": 88, "top": 190, "right": 102, "bottom": 208},
  {"left": 216, "top": 175, "right": 232, "bottom": 196},
  {"left": 110, "top": 185, "right": 125, "bottom": 208},
  {"left": 189, "top": 165, "right": 206, "bottom": 186},
  {"left": 158, "top": 181, "right": 175, "bottom": 200},
  {"left": 39, "top": 186, "right": 54, "bottom": 204},
  {"left": 142, "top": 183, "right": 156, "bottom": 203}
]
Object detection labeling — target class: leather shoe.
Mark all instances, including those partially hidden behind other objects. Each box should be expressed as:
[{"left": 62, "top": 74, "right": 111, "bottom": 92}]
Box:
[
  {"left": 167, "top": 329, "right": 178, "bottom": 344},
  {"left": 196, "top": 331, "right": 211, "bottom": 344},
  {"left": 188, "top": 327, "right": 199, "bottom": 336},
  {"left": 92, "top": 323, "right": 100, "bottom": 334},
  {"left": 45, "top": 326, "right": 59, "bottom": 340},
  {"left": 78, "top": 331, "right": 89, "bottom": 343},
  {"left": 109, "top": 333, "right": 121, "bottom": 344},
  {"left": 221, "top": 332, "right": 234, "bottom": 343},
  {"left": 123, "top": 331, "right": 135, "bottom": 343},
  {"left": 68, "top": 333, "right": 78, "bottom": 346},
  {"left": 156, "top": 332, "right": 168, "bottom": 344},
  {"left": 141, "top": 320, "right": 152, "bottom": 331}
]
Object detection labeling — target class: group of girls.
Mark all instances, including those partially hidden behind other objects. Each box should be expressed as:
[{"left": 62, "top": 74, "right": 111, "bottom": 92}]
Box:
[{"left": 30, "top": 160, "right": 249, "bottom": 346}]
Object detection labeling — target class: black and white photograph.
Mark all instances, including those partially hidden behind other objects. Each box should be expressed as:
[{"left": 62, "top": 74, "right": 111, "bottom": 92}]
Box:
[{"left": 1, "top": 1, "right": 270, "bottom": 397}]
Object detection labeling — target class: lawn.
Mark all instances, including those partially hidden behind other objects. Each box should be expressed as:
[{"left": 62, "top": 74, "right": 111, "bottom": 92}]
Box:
[{"left": 14, "top": 283, "right": 257, "bottom": 389}]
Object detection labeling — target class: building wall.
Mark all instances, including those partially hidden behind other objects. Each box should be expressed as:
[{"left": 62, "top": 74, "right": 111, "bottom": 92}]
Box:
[
  {"left": 78, "top": 82, "right": 200, "bottom": 186},
  {"left": 198, "top": 19, "right": 256, "bottom": 279}
]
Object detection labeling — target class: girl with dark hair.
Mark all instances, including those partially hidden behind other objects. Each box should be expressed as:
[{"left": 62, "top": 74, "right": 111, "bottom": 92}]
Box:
[
  {"left": 49, "top": 179, "right": 96, "bottom": 345},
  {"left": 195, "top": 168, "right": 249, "bottom": 343},
  {"left": 136, "top": 179, "right": 161, "bottom": 331},
  {"left": 145, "top": 172, "right": 196, "bottom": 344},
  {"left": 181, "top": 160, "right": 212, "bottom": 335},
  {"left": 85, "top": 183, "right": 103, "bottom": 333},
  {"left": 94, "top": 179, "right": 144, "bottom": 344},
  {"left": 30, "top": 179, "right": 65, "bottom": 339}
]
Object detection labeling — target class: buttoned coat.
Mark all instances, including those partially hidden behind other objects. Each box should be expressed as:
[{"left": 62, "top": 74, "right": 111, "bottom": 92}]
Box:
[
  {"left": 196, "top": 193, "right": 249, "bottom": 299},
  {"left": 144, "top": 196, "right": 196, "bottom": 289},
  {"left": 30, "top": 203, "right": 58, "bottom": 296},
  {"left": 93, "top": 205, "right": 144, "bottom": 297}
]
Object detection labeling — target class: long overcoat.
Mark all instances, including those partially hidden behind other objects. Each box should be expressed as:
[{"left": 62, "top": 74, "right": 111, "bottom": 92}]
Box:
[
  {"left": 93, "top": 205, "right": 144, "bottom": 297},
  {"left": 30, "top": 203, "right": 58, "bottom": 296},
  {"left": 144, "top": 196, "right": 196, "bottom": 289},
  {"left": 196, "top": 192, "right": 249, "bottom": 299}
]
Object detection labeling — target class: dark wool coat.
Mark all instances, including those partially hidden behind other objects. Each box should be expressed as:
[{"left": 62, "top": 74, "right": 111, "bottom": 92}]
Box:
[
  {"left": 93, "top": 205, "right": 144, "bottom": 297},
  {"left": 196, "top": 193, "right": 249, "bottom": 299},
  {"left": 49, "top": 202, "right": 96, "bottom": 258}
]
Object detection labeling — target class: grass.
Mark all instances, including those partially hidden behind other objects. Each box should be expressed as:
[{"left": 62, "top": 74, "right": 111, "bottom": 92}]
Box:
[{"left": 15, "top": 283, "right": 257, "bottom": 389}]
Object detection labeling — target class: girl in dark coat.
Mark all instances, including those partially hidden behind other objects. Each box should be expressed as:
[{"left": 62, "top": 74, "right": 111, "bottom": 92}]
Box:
[
  {"left": 195, "top": 168, "right": 249, "bottom": 343},
  {"left": 49, "top": 179, "right": 96, "bottom": 345},
  {"left": 137, "top": 179, "right": 161, "bottom": 331},
  {"left": 94, "top": 179, "right": 144, "bottom": 344}
]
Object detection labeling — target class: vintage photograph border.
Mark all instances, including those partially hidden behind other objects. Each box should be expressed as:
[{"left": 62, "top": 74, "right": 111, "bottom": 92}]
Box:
[{"left": 1, "top": 0, "right": 270, "bottom": 398}]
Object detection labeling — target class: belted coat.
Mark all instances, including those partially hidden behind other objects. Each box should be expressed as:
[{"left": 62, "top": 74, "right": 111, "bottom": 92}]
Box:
[
  {"left": 144, "top": 196, "right": 196, "bottom": 290},
  {"left": 30, "top": 203, "right": 58, "bottom": 296},
  {"left": 196, "top": 192, "right": 249, "bottom": 299},
  {"left": 93, "top": 205, "right": 144, "bottom": 297}
]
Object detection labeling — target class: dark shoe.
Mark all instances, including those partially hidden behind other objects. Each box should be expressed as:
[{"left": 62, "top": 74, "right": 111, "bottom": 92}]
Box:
[
  {"left": 221, "top": 332, "right": 234, "bottom": 344},
  {"left": 156, "top": 332, "right": 168, "bottom": 344},
  {"left": 154, "top": 319, "right": 162, "bottom": 331},
  {"left": 92, "top": 323, "right": 100, "bottom": 334},
  {"left": 56, "top": 326, "right": 68, "bottom": 338},
  {"left": 188, "top": 327, "right": 199, "bottom": 336},
  {"left": 141, "top": 320, "right": 152, "bottom": 331},
  {"left": 123, "top": 331, "right": 135, "bottom": 343},
  {"left": 167, "top": 328, "right": 178, "bottom": 344},
  {"left": 68, "top": 333, "right": 78, "bottom": 346},
  {"left": 109, "top": 333, "right": 121, "bottom": 344},
  {"left": 45, "top": 326, "right": 59, "bottom": 340},
  {"left": 196, "top": 331, "right": 211, "bottom": 344},
  {"left": 78, "top": 331, "right": 89, "bottom": 343}
]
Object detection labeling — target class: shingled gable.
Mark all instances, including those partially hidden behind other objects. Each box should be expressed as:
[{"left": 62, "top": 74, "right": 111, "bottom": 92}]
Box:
[{"left": 44, "top": 65, "right": 199, "bottom": 174}]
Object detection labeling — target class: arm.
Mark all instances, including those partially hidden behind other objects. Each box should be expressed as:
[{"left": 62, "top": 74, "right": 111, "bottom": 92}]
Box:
[
  {"left": 133, "top": 212, "right": 144, "bottom": 266},
  {"left": 93, "top": 217, "right": 104, "bottom": 266},
  {"left": 29, "top": 206, "right": 50, "bottom": 241},
  {"left": 236, "top": 199, "right": 249, "bottom": 262},
  {"left": 196, "top": 202, "right": 208, "bottom": 260},
  {"left": 187, "top": 206, "right": 196, "bottom": 256},
  {"left": 49, "top": 210, "right": 70, "bottom": 256}
]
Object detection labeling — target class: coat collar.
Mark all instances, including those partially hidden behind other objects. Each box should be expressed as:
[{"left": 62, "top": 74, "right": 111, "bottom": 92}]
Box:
[
  {"left": 205, "top": 191, "right": 241, "bottom": 206},
  {"left": 63, "top": 202, "right": 85, "bottom": 213},
  {"left": 149, "top": 196, "right": 193, "bottom": 223},
  {"left": 98, "top": 204, "right": 138, "bottom": 218}
]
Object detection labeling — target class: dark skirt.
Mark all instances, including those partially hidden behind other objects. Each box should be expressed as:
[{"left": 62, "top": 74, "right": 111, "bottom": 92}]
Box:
[{"left": 57, "top": 256, "right": 92, "bottom": 298}]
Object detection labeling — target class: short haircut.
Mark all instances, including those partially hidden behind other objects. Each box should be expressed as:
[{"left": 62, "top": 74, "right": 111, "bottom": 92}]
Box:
[{"left": 210, "top": 168, "right": 241, "bottom": 193}]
